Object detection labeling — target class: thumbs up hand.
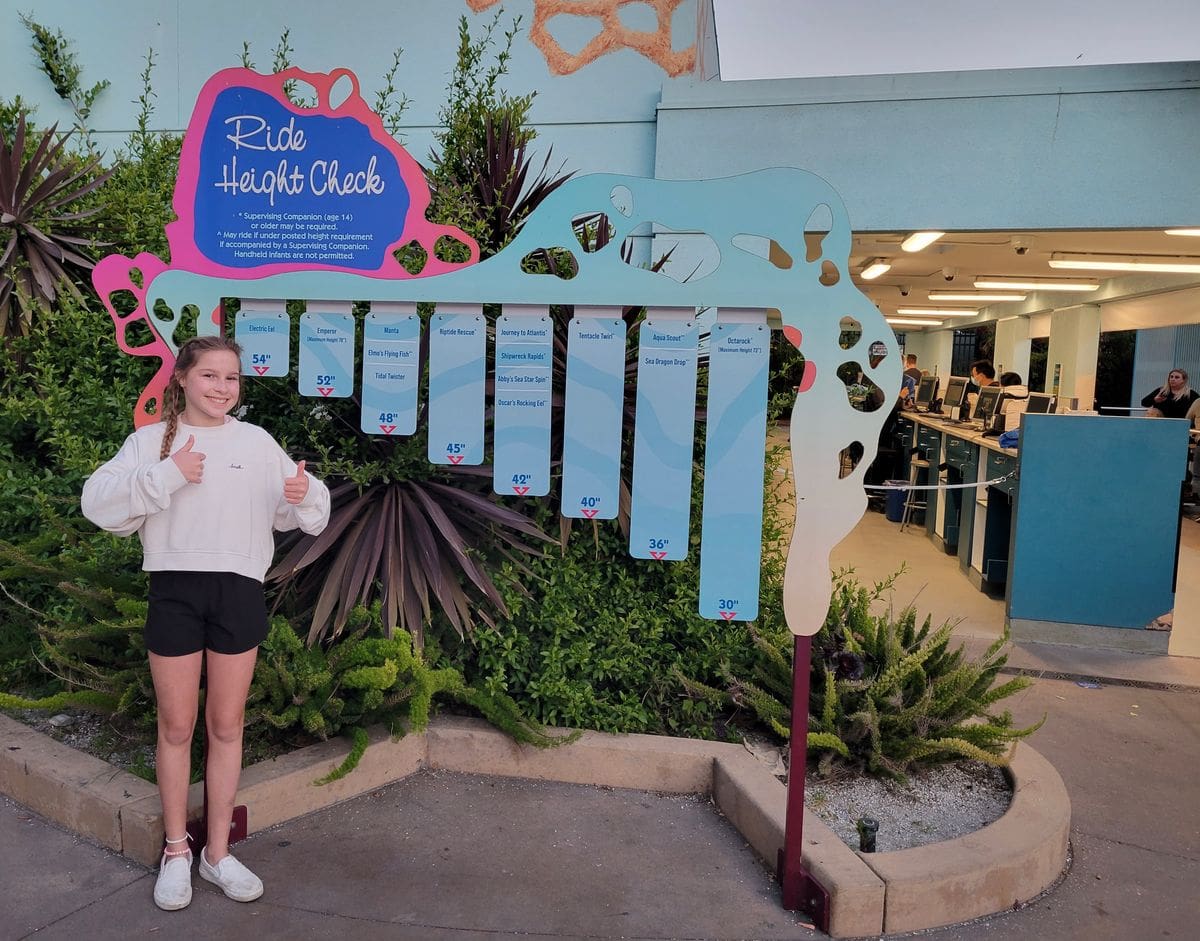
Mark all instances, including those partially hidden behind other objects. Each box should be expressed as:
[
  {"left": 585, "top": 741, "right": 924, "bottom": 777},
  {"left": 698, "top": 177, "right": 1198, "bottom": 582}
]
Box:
[
  {"left": 283, "top": 459, "right": 309, "bottom": 505},
  {"left": 172, "top": 434, "right": 206, "bottom": 484}
]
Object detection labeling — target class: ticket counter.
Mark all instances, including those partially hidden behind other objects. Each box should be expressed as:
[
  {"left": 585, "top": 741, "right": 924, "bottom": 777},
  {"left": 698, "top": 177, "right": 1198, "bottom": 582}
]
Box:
[{"left": 894, "top": 412, "right": 1192, "bottom": 654}]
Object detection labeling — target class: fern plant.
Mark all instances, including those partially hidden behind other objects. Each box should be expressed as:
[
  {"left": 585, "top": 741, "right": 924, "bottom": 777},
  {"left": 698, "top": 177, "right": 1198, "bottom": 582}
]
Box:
[
  {"left": 249, "top": 604, "right": 570, "bottom": 783},
  {"left": 682, "top": 569, "right": 1042, "bottom": 779}
]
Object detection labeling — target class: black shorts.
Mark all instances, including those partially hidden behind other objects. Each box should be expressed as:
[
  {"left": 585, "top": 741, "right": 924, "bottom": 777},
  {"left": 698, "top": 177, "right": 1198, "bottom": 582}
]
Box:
[{"left": 145, "top": 571, "right": 269, "bottom": 657}]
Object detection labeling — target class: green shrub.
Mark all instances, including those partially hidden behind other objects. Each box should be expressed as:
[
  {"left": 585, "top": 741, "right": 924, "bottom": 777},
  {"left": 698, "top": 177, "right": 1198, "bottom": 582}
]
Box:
[
  {"left": 249, "top": 604, "right": 568, "bottom": 782},
  {"left": 683, "top": 569, "right": 1042, "bottom": 778}
]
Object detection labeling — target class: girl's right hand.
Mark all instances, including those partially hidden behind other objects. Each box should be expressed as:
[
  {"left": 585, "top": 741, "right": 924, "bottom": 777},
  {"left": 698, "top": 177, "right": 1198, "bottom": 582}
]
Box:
[{"left": 172, "top": 434, "right": 206, "bottom": 483}]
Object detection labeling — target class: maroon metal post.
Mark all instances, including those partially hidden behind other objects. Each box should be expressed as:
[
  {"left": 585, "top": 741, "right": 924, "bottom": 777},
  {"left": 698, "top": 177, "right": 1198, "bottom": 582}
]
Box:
[{"left": 777, "top": 634, "right": 830, "bottom": 931}]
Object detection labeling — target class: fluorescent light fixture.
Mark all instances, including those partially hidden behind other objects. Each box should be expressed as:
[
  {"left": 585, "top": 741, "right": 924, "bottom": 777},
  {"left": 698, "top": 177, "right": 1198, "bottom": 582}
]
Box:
[
  {"left": 860, "top": 258, "right": 891, "bottom": 280},
  {"left": 1049, "top": 252, "right": 1200, "bottom": 273},
  {"left": 1165, "top": 229, "right": 1200, "bottom": 236},
  {"left": 974, "top": 277, "right": 1099, "bottom": 292},
  {"left": 900, "top": 231, "right": 944, "bottom": 252},
  {"left": 896, "top": 307, "right": 979, "bottom": 317},
  {"left": 887, "top": 318, "right": 944, "bottom": 327},
  {"left": 927, "top": 291, "right": 1026, "bottom": 302}
]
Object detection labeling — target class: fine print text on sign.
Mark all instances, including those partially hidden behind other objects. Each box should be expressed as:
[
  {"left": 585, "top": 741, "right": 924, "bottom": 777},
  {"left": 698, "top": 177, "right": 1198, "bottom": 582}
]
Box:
[
  {"left": 493, "top": 312, "right": 553, "bottom": 497},
  {"left": 629, "top": 318, "right": 700, "bottom": 562},
  {"left": 299, "top": 310, "right": 355, "bottom": 398},
  {"left": 561, "top": 314, "right": 627, "bottom": 520},
  {"left": 360, "top": 311, "right": 420, "bottom": 436},
  {"left": 195, "top": 87, "right": 408, "bottom": 270}
]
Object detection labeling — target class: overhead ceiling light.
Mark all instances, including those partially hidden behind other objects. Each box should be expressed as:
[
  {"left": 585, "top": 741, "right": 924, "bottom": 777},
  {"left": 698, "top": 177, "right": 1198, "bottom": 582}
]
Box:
[
  {"left": 887, "top": 318, "right": 944, "bottom": 327},
  {"left": 896, "top": 307, "right": 979, "bottom": 317},
  {"left": 974, "top": 277, "right": 1099, "bottom": 292},
  {"left": 1164, "top": 229, "right": 1200, "bottom": 236},
  {"left": 900, "top": 231, "right": 944, "bottom": 252},
  {"left": 928, "top": 291, "right": 1027, "bottom": 302},
  {"left": 1049, "top": 252, "right": 1200, "bottom": 273},
  {"left": 860, "top": 258, "right": 891, "bottom": 279}
]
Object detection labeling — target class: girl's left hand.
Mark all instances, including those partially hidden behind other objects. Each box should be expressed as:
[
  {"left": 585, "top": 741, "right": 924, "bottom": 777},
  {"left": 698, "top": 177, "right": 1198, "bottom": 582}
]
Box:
[{"left": 284, "top": 460, "right": 309, "bottom": 505}]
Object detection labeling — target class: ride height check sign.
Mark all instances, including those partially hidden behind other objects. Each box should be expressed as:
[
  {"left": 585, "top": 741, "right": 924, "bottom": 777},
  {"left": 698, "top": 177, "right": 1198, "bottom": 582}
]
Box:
[{"left": 193, "top": 85, "right": 407, "bottom": 271}]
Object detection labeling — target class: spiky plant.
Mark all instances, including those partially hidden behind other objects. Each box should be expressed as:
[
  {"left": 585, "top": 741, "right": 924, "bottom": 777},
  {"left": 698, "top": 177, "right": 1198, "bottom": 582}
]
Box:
[
  {"left": 681, "top": 569, "right": 1043, "bottom": 779},
  {"left": 267, "top": 479, "right": 555, "bottom": 647},
  {"left": 0, "top": 113, "right": 111, "bottom": 337}
]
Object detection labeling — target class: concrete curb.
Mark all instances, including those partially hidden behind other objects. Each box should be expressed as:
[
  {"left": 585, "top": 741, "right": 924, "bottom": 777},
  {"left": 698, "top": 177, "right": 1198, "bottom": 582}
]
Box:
[{"left": 0, "top": 712, "right": 1069, "bottom": 938}]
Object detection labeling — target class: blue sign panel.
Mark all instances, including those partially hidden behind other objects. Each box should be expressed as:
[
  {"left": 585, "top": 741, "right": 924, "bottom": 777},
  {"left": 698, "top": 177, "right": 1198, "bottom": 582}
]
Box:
[
  {"left": 494, "top": 309, "right": 553, "bottom": 496},
  {"left": 235, "top": 308, "right": 289, "bottom": 377},
  {"left": 360, "top": 308, "right": 420, "bottom": 436},
  {"left": 698, "top": 322, "right": 770, "bottom": 621},
  {"left": 195, "top": 87, "right": 408, "bottom": 270},
  {"left": 630, "top": 315, "right": 699, "bottom": 561},
  {"left": 562, "top": 312, "right": 626, "bottom": 520},
  {"left": 298, "top": 310, "right": 355, "bottom": 398},
  {"left": 428, "top": 307, "right": 486, "bottom": 466}
]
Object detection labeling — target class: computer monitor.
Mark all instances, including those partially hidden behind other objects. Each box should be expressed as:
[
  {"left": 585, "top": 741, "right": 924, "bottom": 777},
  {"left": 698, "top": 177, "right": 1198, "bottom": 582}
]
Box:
[
  {"left": 1025, "top": 393, "right": 1055, "bottom": 414},
  {"left": 942, "top": 376, "right": 968, "bottom": 412},
  {"left": 915, "top": 375, "right": 939, "bottom": 410},
  {"left": 972, "top": 385, "right": 1002, "bottom": 423}
]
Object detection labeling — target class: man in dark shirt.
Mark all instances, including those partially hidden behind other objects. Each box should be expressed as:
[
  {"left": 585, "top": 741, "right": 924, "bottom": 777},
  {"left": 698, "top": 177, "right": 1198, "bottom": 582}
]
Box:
[
  {"left": 968, "top": 359, "right": 996, "bottom": 395},
  {"left": 903, "top": 354, "right": 922, "bottom": 385}
]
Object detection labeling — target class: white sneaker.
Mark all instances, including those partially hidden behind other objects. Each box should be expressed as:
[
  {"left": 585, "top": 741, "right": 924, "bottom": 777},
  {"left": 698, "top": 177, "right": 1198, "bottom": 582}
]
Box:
[
  {"left": 153, "top": 850, "right": 193, "bottom": 911},
  {"left": 198, "top": 848, "right": 263, "bottom": 902}
]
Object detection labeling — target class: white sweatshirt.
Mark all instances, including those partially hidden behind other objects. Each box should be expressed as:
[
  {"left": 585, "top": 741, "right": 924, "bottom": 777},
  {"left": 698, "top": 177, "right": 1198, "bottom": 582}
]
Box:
[{"left": 81, "top": 417, "right": 331, "bottom": 582}]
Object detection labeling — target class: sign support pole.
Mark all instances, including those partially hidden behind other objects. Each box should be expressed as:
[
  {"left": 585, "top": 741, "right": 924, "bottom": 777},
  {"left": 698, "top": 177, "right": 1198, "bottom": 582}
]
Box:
[{"left": 777, "top": 635, "right": 830, "bottom": 931}]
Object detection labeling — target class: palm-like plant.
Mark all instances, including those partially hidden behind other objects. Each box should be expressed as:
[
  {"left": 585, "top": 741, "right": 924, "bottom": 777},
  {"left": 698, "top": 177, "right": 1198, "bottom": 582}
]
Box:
[
  {"left": 268, "top": 478, "right": 554, "bottom": 648},
  {"left": 0, "top": 114, "right": 111, "bottom": 337}
]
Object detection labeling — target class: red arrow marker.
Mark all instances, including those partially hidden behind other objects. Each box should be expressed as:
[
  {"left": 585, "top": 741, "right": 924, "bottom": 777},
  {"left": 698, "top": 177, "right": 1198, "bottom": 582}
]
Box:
[
  {"left": 448, "top": 454, "right": 464, "bottom": 464},
  {"left": 379, "top": 424, "right": 396, "bottom": 435},
  {"left": 512, "top": 485, "right": 530, "bottom": 496},
  {"left": 318, "top": 386, "right": 333, "bottom": 397},
  {"left": 650, "top": 550, "right": 667, "bottom": 560},
  {"left": 581, "top": 509, "right": 598, "bottom": 519},
  {"left": 719, "top": 610, "right": 737, "bottom": 621},
  {"left": 253, "top": 365, "right": 269, "bottom": 376}
]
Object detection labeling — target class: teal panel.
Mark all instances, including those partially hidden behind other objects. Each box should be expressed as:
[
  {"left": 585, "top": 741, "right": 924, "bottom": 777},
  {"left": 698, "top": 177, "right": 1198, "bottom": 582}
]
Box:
[
  {"left": 1010, "top": 415, "right": 1189, "bottom": 628},
  {"left": 298, "top": 311, "right": 355, "bottom": 398},
  {"left": 235, "top": 309, "right": 289, "bottom": 377},
  {"left": 360, "top": 311, "right": 420, "bottom": 437},
  {"left": 561, "top": 313, "right": 627, "bottom": 520},
  {"left": 427, "top": 310, "right": 486, "bottom": 467},
  {"left": 494, "top": 310, "right": 553, "bottom": 497},
  {"left": 630, "top": 317, "right": 699, "bottom": 562},
  {"left": 698, "top": 322, "right": 769, "bottom": 621}
]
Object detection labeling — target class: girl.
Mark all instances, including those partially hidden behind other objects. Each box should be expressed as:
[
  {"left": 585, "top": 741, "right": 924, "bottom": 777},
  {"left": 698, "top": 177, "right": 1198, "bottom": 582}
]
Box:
[
  {"left": 82, "top": 335, "right": 330, "bottom": 911},
  {"left": 1141, "top": 367, "right": 1199, "bottom": 419}
]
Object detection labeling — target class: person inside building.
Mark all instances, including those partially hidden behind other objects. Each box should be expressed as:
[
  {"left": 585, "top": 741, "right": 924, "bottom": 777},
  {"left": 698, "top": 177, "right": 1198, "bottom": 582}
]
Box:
[
  {"left": 969, "top": 359, "right": 997, "bottom": 393},
  {"left": 1141, "top": 367, "right": 1199, "bottom": 419},
  {"left": 903, "top": 353, "right": 922, "bottom": 386},
  {"left": 997, "top": 371, "right": 1030, "bottom": 431}
]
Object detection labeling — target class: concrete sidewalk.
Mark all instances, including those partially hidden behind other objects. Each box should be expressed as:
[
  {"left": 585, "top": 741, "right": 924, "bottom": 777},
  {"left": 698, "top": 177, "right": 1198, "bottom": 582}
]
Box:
[
  {"left": 4, "top": 505, "right": 1199, "bottom": 939},
  {"left": 4, "top": 666, "right": 1199, "bottom": 940}
]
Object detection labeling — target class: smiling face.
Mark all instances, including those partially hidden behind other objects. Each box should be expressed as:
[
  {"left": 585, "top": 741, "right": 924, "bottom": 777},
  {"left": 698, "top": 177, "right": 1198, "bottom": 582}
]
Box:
[{"left": 178, "top": 349, "right": 241, "bottom": 426}]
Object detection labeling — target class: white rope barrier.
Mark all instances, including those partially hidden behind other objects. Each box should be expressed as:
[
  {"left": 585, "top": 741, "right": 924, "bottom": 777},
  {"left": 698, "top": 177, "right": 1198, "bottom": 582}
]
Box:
[{"left": 864, "top": 471, "right": 1018, "bottom": 493}]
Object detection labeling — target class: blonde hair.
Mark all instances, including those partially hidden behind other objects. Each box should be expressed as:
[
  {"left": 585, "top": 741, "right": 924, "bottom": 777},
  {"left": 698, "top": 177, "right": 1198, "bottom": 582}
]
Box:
[
  {"left": 1161, "top": 367, "right": 1192, "bottom": 403},
  {"left": 159, "top": 336, "right": 244, "bottom": 459}
]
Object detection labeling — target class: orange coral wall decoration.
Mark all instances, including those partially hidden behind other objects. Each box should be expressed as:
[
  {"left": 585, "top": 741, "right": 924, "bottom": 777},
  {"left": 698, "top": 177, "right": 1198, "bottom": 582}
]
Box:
[{"left": 467, "top": 0, "right": 696, "bottom": 77}]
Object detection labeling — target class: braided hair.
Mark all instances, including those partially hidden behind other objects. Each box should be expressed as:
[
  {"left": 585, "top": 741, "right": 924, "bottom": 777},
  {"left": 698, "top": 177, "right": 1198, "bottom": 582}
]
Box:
[{"left": 158, "top": 335, "right": 245, "bottom": 460}]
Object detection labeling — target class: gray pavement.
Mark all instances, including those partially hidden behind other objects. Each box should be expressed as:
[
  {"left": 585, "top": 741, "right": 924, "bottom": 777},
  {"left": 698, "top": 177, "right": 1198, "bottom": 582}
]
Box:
[{"left": 4, "top": 671, "right": 1199, "bottom": 940}]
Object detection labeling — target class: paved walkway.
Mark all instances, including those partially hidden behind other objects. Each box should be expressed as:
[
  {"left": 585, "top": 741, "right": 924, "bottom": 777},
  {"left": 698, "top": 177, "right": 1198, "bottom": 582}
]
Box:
[{"left": 4, "top": 508, "right": 1199, "bottom": 939}]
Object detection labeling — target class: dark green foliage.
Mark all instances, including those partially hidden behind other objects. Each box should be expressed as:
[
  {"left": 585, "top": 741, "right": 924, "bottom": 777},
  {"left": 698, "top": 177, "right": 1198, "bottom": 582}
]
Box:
[
  {"left": 20, "top": 14, "right": 110, "bottom": 145},
  {"left": 767, "top": 331, "right": 806, "bottom": 422},
  {"left": 689, "top": 569, "right": 1043, "bottom": 778},
  {"left": 249, "top": 605, "right": 569, "bottom": 783},
  {"left": 0, "top": 113, "right": 111, "bottom": 337},
  {"left": 92, "top": 50, "right": 181, "bottom": 262}
]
